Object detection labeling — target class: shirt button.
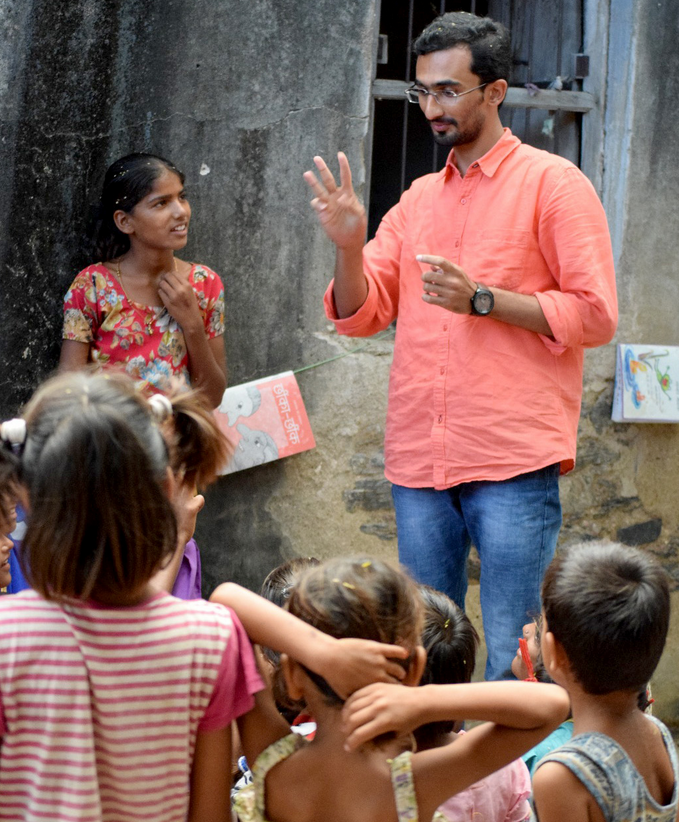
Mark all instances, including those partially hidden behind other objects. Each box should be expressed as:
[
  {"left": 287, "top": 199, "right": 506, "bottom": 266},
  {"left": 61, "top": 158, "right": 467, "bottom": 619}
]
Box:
[
  {"left": 472, "top": 163, "right": 479, "bottom": 168},
  {"left": 438, "top": 415, "right": 443, "bottom": 424},
  {"left": 440, "top": 367, "right": 445, "bottom": 375},
  {"left": 443, "top": 325, "right": 448, "bottom": 331},
  {"left": 460, "top": 198, "right": 467, "bottom": 204},
  {"left": 455, "top": 240, "right": 460, "bottom": 247}
]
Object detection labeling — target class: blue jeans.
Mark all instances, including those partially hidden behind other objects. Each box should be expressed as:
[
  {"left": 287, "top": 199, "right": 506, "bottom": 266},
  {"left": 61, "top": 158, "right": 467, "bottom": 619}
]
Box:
[{"left": 392, "top": 464, "right": 561, "bottom": 681}]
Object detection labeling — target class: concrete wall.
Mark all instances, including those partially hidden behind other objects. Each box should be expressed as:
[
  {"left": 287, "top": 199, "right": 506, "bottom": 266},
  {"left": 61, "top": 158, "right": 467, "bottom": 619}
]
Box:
[{"left": 1, "top": 0, "right": 679, "bottom": 716}]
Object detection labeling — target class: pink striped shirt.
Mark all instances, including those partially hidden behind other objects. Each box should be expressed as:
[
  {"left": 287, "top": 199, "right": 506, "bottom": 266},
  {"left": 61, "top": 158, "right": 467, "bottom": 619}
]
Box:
[{"left": 0, "top": 590, "right": 263, "bottom": 821}]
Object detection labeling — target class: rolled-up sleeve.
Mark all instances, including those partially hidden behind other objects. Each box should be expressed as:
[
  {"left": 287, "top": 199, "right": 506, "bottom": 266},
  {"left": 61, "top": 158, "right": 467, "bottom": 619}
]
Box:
[{"left": 535, "top": 167, "right": 618, "bottom": 352}]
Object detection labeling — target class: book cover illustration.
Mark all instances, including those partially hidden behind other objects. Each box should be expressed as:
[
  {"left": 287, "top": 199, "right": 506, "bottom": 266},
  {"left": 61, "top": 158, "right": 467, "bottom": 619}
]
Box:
[
  {"left": 214, "top": 371, "right": 316, "bottom": 474},
  {"left": 612, "top": 344, "right": 679, "bottom": 423}
]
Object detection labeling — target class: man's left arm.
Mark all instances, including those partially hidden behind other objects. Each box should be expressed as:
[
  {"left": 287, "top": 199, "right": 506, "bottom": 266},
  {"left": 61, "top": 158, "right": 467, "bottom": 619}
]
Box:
[
  {"left": 417, "top": 167, "right": 618, "bottom": 348},
  {"left": 418, "top": 257, "right": 554, "bottom": 335}
]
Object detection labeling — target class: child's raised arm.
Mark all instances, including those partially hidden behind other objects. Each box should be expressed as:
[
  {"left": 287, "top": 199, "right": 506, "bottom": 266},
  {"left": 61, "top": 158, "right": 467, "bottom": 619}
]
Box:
[
  {"left": 342, "top": 680, "right": 570, "bottom": 821},
  {"left": 209, "top": 582, "right": 408, "bottom": 698}
]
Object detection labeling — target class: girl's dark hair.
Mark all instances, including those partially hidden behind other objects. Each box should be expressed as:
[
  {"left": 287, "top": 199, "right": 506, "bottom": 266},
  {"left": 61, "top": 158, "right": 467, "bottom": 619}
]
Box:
[
  {"left": 259, "top": 557, "right": 321, "bottom": 720},
  {"left": 542, "top": 541, "right": 670, "bottom": 695},
  {"left": 261, "top": 557, "right": 322, "bottom": 609},
  {"left": 285, "top": 557, "right": 422, "bottom": 706},
  {"left": 0, "top": 447, "right": 19, "bottom": 525},
  {"left": 416, "top": 585, "right": 479, "bottom": 738},
  {"left": 86, "top": 153, "right": 184, "bottom": 262},
  {"left": 260, "top": 557, "right": 321, "bottom": 669},
  {"left": 19, "top": 371, "right": 179, "bottom": 602}
]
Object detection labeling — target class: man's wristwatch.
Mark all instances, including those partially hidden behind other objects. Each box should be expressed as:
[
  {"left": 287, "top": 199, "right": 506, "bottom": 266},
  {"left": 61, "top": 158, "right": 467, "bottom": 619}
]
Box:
[{"left": 470, "top": 283, "right": 495, "bottom": 316}]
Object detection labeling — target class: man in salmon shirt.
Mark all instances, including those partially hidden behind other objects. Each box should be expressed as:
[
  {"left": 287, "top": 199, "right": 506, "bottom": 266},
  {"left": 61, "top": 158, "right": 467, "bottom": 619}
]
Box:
[{"left": 304, "top": 11, "right": 617, "bottom": 680}]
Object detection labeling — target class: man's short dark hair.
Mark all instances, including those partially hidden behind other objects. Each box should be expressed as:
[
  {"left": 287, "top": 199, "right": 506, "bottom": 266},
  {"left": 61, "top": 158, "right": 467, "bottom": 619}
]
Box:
[
  {"left": 412, "top": 12, "right": 512, "bottom": 85},
  {"left": 542, "top": 541, "right": 670, "bottom": 695}
]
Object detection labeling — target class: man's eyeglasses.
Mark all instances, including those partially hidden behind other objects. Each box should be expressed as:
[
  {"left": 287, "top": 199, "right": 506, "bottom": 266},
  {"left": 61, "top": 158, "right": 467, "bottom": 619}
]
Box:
[{"left": 404, "top": 83, "right": 488, "bottom": 106}]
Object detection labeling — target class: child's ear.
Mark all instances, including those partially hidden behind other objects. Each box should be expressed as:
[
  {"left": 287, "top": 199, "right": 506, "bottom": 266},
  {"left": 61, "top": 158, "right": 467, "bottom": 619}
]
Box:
[
  {"left": 403, "top": 645, "right": 427, "bottom": 687},
  {"left": 542, "top": 630, "right": 570, "bottom": 683},
  {"left": 280, "top": 653, "right": 305, "bottom": 701},
  {"left": 113, "top": 209, "right": 135, "bottom": 235}
]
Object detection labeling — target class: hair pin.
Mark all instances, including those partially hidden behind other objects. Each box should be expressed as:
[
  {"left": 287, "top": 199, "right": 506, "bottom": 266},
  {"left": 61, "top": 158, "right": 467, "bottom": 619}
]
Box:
[
  {"left": 342, "top": 582, "right": 356, "bottom": 590},
  {"left": 149, "top": 393, "right": 173, "bottom": 423},
  {"left": 361, "top": 560, "right": 372, "bottom": 568},
  {"left": 444, "top": 618, "right": 450, "bottom": 628},
  {"left": 1, "top": 419, "right": 27, "bottom": 455}
]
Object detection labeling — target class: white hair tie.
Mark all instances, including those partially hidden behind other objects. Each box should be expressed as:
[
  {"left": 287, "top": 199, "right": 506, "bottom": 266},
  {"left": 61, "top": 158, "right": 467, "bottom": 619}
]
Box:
[
  {"left": 148, "top": 394, "right": 173, "bottom": 423},
  {"left": 1, "top": 418, "right": 27, "bottom": 446}
]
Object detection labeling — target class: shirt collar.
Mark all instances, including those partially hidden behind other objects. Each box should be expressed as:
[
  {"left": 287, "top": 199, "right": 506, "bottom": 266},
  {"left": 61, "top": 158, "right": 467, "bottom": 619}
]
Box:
[{"left": 444, "top": 128, "right": 521, "bottom": 179}]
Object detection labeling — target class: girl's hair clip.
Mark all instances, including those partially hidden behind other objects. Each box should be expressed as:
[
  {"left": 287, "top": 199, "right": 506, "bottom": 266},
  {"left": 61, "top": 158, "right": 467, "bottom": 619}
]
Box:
[
  {"left": 148, "top": 394, "right": 174, "bottom": 423},
  {"left": 1, "top": 418, "right": 27, "bottom": 450}
]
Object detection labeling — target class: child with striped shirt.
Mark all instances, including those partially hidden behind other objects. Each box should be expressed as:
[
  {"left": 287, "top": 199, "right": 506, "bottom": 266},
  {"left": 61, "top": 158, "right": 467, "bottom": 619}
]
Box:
[{"left": 0, "top": 372, "right": 405, "bottom": 822}]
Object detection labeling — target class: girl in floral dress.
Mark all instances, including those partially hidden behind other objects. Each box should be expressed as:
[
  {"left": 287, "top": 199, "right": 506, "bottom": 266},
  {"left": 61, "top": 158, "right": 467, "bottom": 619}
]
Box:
[
  {"left": 59, "top": 153, "right": 228, "bottom": 598},
  {"left": 60, "top": 152, "right": 227, "bottom": 409}
]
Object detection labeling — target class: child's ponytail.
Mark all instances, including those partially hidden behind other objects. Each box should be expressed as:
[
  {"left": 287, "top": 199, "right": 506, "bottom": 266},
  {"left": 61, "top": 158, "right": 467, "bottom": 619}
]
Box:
[{"left": 151, "top": 388, "right": 233, "bottom": 487}]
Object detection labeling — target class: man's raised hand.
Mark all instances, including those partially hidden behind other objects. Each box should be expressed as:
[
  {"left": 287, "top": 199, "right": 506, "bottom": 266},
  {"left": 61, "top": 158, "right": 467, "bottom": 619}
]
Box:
[{"left": 304, "top": 152, "right": 367, "bottom": 249}]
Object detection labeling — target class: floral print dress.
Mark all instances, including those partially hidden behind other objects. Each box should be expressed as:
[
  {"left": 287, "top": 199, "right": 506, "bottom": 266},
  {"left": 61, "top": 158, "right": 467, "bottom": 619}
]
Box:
[{"left": 63, "top": 262, "right": 225, "bottom": 394}]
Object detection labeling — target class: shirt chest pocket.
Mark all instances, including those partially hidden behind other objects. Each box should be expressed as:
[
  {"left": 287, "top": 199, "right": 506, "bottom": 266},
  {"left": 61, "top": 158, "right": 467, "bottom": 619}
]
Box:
[{"left": 462, "top": 229, "right": 530, "bottom": 291}]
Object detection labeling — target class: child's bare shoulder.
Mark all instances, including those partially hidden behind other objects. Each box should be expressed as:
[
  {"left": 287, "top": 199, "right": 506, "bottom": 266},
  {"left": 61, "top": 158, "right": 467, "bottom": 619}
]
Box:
[{"left": 533, "top": 761, "right": 605, "bottom": 822}]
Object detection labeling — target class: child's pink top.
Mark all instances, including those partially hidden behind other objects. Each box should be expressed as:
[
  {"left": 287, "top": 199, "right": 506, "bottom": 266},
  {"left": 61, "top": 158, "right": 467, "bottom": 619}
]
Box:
[
  {"left": 436, "top": 732, "right": 532, "bottom": 822},
  {"left": 0, "top": 590, "right": 262, "bottom": 822}
]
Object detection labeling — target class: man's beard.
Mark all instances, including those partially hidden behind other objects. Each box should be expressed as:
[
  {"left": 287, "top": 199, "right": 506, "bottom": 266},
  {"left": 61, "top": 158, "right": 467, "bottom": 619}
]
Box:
[{"left": 431, "top": 112, "right": 484, "bottom": 147}]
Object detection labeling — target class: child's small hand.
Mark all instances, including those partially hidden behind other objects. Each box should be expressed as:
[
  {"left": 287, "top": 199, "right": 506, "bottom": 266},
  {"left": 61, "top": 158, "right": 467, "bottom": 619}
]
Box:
[
  {"left": 323, "top": 639, "right": 409, "bottom": 699},
  {"left": 172, "top": 481, "right": 205, "bottom": 545},
  {"left": 341, "top": 682, "right": 422, "bottom": 751}
]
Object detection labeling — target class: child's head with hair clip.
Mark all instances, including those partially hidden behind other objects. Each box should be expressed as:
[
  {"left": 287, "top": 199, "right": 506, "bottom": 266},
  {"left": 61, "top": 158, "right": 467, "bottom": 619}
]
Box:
[
  {"left": 415, "top": 585, "right": 479, "bottom": 744},
  {"left": 283, "top": 557, "right": 423, "bottom": 708},
  {"left": 17, "top": 371, "right": 230, "bottom": 604}
]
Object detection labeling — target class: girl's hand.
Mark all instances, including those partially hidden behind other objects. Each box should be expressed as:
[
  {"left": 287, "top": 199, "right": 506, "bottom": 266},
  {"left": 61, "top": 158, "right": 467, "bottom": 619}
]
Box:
[
  {"left": 322, "top": 639, "right": 409, "bottom": 699},
  {"left": 158, "top": 269, "right": 203, "bottom": 331},
  {"left": 341, "top": 682, "right": 422, "bottom": 751}
]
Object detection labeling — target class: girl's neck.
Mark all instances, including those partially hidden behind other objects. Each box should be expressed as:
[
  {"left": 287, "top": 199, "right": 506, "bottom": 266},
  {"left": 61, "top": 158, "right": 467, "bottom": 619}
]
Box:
[
  {"left": 92, "top": 583, "right": 157, "bottom": 608},
  {"left": 119, "top": 246, "right": 177, "bottom": 280},
  {"left": 310, "top": 703, "right": 412, "bottom": 759}
]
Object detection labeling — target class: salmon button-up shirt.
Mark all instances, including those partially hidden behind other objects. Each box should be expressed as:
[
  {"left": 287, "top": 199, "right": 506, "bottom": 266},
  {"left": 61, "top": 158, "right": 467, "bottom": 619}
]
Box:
[{"left": 324, "top": 129, "right": 617, "bottom": 490}]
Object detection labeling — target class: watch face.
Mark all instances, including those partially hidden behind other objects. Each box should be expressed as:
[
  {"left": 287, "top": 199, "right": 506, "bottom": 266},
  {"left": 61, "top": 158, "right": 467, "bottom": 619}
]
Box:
[{"left": 473, "top": 290, "right": 494, "bottom": 315}]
